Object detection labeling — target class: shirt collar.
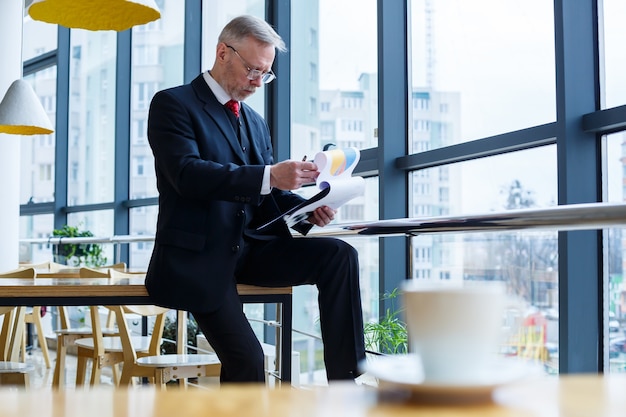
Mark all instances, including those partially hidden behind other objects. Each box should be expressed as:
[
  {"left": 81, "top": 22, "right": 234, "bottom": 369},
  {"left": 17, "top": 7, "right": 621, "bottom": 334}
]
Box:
[{"left": 203, "top": 71, "right": 235, "bottom": 106}]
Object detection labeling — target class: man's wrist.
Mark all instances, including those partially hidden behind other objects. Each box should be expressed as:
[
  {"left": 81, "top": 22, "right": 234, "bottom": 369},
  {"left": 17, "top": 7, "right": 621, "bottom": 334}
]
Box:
[{"left": 261, "top": 165, "right": 272, "bottom": 195}]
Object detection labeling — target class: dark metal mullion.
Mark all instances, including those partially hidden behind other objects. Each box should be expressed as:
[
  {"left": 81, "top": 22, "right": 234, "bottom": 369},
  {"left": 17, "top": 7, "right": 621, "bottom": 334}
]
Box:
[
  {"left": 267, "top": 0, "right": 291, "bottom": 163},
  {"left": 23, "top": 50, "right": 57, "bottom": 73},
  {"left": 396, "top": 123, "right": 558, "bottom": 171},
  {"left": 582, "top": 104, "right": 626, "bottom": 134},
  {"left": 264, "top": 0, "right": 291, "bottom": 347},
  {"left": 378, "top": 0, "right": 410, "bottom": 314},
  {"left": 54, "top": 27, "right": 71, "bottom": 230},
  {"left": 63, "top": 202, "right": 116, "bottom": 213},
  {"left": 20, "top": 202, "right": 55, "bottom": 216},
  {"left": 184, "top": 0, "right": 202, "bottom": 84},
  {"left": 554, "top": 0, "right": 603, "bottom": 373},
  {"left": 113, "top": 30, "right": 132, "bottom": 265}
]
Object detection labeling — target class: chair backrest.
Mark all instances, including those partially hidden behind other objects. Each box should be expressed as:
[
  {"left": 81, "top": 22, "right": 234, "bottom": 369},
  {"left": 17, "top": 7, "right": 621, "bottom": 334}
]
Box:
[
  {"left": 78, "top": 264, "right": 129, "bottom": 278},
  {"left": 78, "top": 267, "right": 111, "bottom": 279},
  {"left": 107, "top": 304, "right": 169, "bottom": 368},
  {"left": 77, "top": 267, "right": 164, "bottom": 365},
  {"left": 0, "top": 306, "right": 26, "bottom": 361},
  {"left": 105, "top": 268, "right": 167, "bottom": 365},
  {"left": 19, "top": 261, "right": 66, "bottom": 272},
  {"left": 54, "top": 267, "right": 114, "bottom": 331},
  {"left": 105, "top": 262, "right": 128, "bottom": 271},
  {"left": 0, "top": 268, "right": 36, "bottom": 279}
]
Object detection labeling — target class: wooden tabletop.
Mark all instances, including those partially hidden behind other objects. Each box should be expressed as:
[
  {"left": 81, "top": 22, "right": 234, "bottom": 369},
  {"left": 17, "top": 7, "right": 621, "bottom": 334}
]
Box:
[
  {"left": 1, "top": 375, "right": 626, "bottom": 417},
  {"left": 0, "top": 276, "right": 148, "bottom": 304},
  {"left": 0, "top": 276, "right": 291, "bottom": 306}
]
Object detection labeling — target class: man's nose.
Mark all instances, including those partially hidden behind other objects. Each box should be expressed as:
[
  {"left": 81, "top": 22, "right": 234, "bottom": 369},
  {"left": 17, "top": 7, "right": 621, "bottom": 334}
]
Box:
[{"left": 250, "top": 77, "right": 263, "bottom": 87}]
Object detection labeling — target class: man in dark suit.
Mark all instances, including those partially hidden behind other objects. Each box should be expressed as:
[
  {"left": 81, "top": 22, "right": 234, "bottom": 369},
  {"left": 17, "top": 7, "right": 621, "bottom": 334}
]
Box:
[{"left": 145, "top": 15, "right": 365, "bottom": 383}]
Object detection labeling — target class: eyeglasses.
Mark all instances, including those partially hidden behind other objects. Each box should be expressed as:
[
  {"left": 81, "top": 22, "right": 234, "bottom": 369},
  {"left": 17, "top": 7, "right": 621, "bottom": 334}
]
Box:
[{"left": 226, "top": 44, "right": 276, "bottom": 84}]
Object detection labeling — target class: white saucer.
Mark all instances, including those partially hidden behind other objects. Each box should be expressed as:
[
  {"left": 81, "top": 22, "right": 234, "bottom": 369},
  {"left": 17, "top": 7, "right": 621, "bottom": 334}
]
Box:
[{"left": 362, "top": 354, "right": 533, "bottom": 401}]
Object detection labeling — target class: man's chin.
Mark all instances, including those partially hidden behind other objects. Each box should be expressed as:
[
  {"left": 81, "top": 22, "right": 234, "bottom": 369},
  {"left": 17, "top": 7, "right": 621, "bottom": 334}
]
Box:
[{"left": 236, "top": 90, "right": 256, "bottom": 101}]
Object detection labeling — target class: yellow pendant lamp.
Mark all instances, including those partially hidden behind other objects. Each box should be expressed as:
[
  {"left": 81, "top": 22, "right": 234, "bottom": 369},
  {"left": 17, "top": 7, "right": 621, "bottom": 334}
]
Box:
[
  {"left": 0, "top": 80, "right": 54, "bottom": 135},
  {"left": 28, "top": 0, "right": 161, "bottom": 32}
]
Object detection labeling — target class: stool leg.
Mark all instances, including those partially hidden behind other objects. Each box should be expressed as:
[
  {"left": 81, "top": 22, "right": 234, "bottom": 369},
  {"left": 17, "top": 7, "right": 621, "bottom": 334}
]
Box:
[
  {"left": 32, "top": 308, "right": 51, "bottom": 369},
  {"left": 75, "top": 351, "right": 88, "bottom": 387},
  {"left": 89, "top": 358, "right": 101, "bottom": 386},
  {"left": 52, "top": 334, "right": 67, "bottom": 388}
]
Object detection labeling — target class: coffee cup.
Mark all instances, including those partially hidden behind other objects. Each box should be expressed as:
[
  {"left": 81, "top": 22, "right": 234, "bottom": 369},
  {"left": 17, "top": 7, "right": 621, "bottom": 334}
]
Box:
[{"left": 402, "top": 281, "right": 506, "bottom": 383}]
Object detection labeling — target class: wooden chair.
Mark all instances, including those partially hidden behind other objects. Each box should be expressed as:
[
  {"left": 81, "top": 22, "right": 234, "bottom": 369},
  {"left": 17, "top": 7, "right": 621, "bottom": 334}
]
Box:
[
  {"left": 73, "top": 294, "right": 165, "bottom": 387},
  {"left": 50, "top": 263, "right": 127, "bottom": 388},
  {"left": 0, "top": 306, "right": 34, "bottom": 387},
  {"left": 0, "top": 306, "right": 26, "bottom": 362},
  {"left": 108, "top": 306, "right": 221, "bottom": 388},
  {"left": 109, "top": 302, "right": 220, "bottom": 389},
  {"left": 75, "top": 268, "right": 220, "bottom": 388},
  {"left": 0, "top": 268, "right": 50, "bottom": 369}
]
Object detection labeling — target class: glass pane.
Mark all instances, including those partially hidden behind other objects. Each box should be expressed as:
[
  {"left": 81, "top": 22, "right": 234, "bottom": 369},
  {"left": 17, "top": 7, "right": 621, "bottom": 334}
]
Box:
[
  {"left": 22, "top": 16, "right": 57, "bottom": 61},
  {"left": 605, "top": 132, "right": 625, "bottom": 373},
  {"left": 410, "top": 230, "right": 558, "bottom": 373},
  {"left": 409, "top": 0, "right": 555, "bottom": 148},
  {"left": 291, "top": 0, "right": 378, "bottom": 383},
  {"left": 21, "top": 69, "right": 57, "bottom": 204},
  {"left": 130, "top": 0, "right": 185, "bottom": 199},
  {"left": 67, "top": 30, "right": 117, "bottom": 205},
  {"left": 292, "top": 180, "right": 380, "bottom": 384},
  {"left": 19, "top": 214, "right": 54, "bottom": 263},
  {"left": 293, "top": 235, "right": 379, "bottom": 386},
  {"left": 128, "top": 206, "right": 157, "bottom": 269},
  {"left": 67, "top": 210, "right": 115, "bottom": 266},
  {"left": 409, "top": 145, "right": 559, "bottom": 374},
  {"left": 292, "top": 0, "right": 378, "bottom": 159},
  {"left": 602, "top": 0, "right": 626, "bottom": 108}
]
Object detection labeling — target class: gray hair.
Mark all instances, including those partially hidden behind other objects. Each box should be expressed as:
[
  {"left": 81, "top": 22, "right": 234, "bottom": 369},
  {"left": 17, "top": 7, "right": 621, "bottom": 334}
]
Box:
[{"left": 218, "top": 15, "right": 287, "bottom": 52}]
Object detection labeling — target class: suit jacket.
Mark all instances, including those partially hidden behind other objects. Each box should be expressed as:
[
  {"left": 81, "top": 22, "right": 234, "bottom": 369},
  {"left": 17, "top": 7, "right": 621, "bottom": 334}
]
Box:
[{"left": 145, "top": 74, "right": 310, "bottom": 313}]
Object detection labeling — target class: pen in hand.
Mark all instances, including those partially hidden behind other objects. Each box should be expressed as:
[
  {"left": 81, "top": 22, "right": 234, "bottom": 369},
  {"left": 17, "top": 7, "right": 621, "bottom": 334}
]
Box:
[{"left": 302, "top": 155, "right": 307, "bottom": 162}]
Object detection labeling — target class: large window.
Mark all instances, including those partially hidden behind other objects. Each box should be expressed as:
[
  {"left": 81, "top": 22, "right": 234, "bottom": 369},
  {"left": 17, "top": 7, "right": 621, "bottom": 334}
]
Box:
[
  {"left": 291, "top": 0, "right": 380, "bottom": 384},
  {"left": 21, "top": 69, "right": 57, "bottom": 205},
  {"left": 67, "top": 30, "right": 117, "bottom": 206},
  {"left": 605, "top": 132, "right": 626, "bottom": 372},
  {"left": 602, "top": 0, "right": 626, "bottom": 108},
  {"left": 409, "top": 0, "right": 556, "bottom": 147},
  {"left": 129, "top": 1, "right": 185, "bottom": 200},
  {"left": 17, "top": 0, "right": 626, "bottom": 382},
  {"left": 22, "top": 17, "right": 57, "bottom": 61}
]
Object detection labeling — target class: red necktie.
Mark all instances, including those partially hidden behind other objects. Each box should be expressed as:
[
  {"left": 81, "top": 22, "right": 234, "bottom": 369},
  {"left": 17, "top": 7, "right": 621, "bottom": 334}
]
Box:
[{"left": 225, "top": 100, "right": 240, "bottom": 118}]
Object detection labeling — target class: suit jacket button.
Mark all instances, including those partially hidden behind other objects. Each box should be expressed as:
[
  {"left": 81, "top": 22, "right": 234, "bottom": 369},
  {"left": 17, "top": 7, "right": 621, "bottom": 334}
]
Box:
[
  {"left": 236, "top": 209, "right": 245, "bottom": 217},
  {"left": 231, "top": 244, "right": 240, "bottom": 253},
  {"left": 242, "top": 146, "right": 247, "bottom": 152},
  {"left": 234, "top": 196, "right": 240, "bottom": 202}
]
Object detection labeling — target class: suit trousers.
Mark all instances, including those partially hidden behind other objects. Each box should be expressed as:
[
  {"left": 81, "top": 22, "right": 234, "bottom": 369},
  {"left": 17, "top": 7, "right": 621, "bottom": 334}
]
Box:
[{"left": 191, "top": 236, "right": 365, "bottom": 383}]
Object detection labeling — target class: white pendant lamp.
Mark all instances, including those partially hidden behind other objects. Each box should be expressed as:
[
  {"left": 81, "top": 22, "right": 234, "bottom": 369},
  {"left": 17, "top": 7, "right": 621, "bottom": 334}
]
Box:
[
  {"left": 28, "top": 0, "right": 161, "bottom": 32},
  {"left": 0, "top": 79, "right": 54, "bottom": 135}
]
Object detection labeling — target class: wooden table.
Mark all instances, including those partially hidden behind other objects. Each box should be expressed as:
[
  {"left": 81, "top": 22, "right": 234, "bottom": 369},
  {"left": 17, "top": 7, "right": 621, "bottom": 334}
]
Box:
[
  {"left": 0, "top": 277, "right": 149, "bottom": 306},
  {"left": 0, "top": 277, "right": 293, "bottom": 383},
  {"left": 1, "top": 374, "right": 626, "bottom": 416}
]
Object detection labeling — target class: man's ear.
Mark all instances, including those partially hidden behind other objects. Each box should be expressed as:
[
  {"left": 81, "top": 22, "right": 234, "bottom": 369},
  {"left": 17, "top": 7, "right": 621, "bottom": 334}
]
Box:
[{"left": 216, "top": 42, "right": 228, "bottom": 63}]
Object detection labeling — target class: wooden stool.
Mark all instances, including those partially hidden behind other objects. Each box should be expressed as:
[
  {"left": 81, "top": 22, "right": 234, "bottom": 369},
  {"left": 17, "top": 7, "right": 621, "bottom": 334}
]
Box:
[{"left": 135, "top": 353, "right": 221, "bottom": 388}]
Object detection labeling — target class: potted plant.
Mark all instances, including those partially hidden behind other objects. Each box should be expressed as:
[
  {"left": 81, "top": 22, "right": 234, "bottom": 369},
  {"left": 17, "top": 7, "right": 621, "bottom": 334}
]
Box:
[
  {"left": 52, "top": 224, "right": 107, "bottom": 267},
  {"left": 364, "top": 288, "right": 408, "bottom": 355}
]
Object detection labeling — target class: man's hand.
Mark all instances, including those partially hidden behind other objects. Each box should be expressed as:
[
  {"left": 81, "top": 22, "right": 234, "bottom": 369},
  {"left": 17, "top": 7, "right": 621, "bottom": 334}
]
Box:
[
  {"left": 270, "top": 160, "right": 319, "bottom": 190},
  {"left": 307, "top": 206, "right": 336, "bottom": 227}
]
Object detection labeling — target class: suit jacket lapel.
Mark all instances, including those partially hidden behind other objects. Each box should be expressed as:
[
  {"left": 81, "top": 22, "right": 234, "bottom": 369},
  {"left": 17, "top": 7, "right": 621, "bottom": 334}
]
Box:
[{"left": 190, "top": 76, "right": 247, "bottom": 164}]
